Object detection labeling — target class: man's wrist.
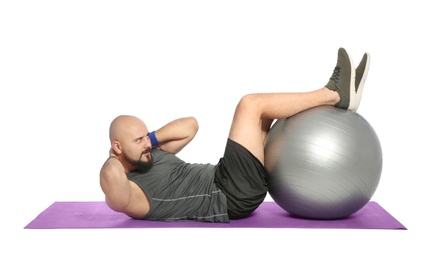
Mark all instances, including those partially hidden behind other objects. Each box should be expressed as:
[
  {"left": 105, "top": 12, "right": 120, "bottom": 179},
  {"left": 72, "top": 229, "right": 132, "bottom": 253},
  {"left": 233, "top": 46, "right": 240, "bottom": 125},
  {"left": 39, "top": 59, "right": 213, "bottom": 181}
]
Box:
[{"left": 148, "top": 131, "right": 160, "bottom": 147}]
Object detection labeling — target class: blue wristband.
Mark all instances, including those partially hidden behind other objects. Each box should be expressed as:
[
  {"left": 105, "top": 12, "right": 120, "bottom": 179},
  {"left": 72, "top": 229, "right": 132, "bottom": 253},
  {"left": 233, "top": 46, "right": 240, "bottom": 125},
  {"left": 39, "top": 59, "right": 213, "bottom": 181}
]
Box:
[{"left": 148, "top": 131, "right": 160, "bottom": 147}]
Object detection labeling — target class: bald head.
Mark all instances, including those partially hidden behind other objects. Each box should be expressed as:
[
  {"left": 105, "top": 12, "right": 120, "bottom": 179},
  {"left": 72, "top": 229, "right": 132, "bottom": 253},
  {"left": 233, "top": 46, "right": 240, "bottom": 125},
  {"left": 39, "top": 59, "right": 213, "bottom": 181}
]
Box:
[
  {"left": 109, "top": 115, "right": 147, "bottom": 143},
  {"left": 108, "top": 115, "right": 153, "bottom": 172}
]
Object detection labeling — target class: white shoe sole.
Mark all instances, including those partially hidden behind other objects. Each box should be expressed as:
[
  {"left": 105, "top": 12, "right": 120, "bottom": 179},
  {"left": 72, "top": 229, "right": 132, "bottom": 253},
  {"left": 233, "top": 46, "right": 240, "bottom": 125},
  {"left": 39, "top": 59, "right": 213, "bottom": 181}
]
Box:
[{"left": 353, "top": 53, "right": 371, "bottom": 112}]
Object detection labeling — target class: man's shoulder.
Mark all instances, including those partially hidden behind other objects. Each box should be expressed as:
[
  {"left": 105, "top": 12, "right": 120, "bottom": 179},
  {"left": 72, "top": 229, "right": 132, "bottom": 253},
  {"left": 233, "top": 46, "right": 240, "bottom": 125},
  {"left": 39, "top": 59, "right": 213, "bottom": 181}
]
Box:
[{"left": 152, "top": 148, "right": 183, "bottom": 162}]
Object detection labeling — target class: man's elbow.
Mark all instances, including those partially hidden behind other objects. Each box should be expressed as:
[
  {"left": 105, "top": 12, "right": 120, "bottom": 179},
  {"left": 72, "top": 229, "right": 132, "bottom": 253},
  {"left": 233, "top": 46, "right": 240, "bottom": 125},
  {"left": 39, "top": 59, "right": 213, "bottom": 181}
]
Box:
[
  {"left": 187, "top": 116, "right": 199, "bottom": 137},
  {"left": 105, "top": 197, "right": 129, "bottom": 213}
]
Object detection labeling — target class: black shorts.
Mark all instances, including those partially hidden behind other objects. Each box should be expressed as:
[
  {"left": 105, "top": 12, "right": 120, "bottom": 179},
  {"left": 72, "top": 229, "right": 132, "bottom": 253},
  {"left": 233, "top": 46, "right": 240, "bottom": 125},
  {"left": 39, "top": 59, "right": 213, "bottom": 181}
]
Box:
[{"left": 214, "top": 139, "right": 270, "bottom": 219}]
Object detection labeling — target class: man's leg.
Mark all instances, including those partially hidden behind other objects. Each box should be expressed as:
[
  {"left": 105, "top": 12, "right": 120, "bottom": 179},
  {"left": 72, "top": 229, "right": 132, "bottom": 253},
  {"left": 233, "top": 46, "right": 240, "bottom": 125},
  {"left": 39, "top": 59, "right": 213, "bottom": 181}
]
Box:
[
  {"left": 228, "top": 47, "right": 355, "bottom": 165},
  {"left": 228, "top": 88, "right": 340, "bottom": 164}
]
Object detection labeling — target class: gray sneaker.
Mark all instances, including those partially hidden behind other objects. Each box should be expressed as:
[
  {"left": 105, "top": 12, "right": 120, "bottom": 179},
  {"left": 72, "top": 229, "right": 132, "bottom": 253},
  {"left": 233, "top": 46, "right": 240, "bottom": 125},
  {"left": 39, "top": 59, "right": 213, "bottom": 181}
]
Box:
[
  {"left": 325, "top": 47, "right": 356, "bottom": 111},
  {"left": 353, "top": 52, "right": 371, "bottom": 112}
]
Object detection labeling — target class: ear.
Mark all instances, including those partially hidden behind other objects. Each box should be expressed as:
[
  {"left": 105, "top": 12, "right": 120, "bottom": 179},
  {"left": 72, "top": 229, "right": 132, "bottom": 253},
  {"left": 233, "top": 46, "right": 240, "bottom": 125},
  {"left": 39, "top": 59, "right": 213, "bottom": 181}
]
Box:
[{"left": 112, "top": 141, "right": 122, "bottom": 155}]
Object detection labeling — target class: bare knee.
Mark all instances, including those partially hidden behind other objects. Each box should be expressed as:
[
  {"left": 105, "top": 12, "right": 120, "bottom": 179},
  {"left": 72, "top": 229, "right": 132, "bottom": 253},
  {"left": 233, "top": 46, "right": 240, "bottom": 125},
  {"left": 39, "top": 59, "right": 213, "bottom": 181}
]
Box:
[{"left": 236, "top": 94, "right": 261, "bottom": 115}]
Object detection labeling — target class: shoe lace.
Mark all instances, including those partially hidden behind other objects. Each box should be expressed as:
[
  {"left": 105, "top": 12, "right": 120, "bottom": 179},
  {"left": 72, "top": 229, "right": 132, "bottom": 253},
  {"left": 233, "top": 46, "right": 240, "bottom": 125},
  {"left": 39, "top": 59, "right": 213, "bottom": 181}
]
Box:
[{"left": 330, "top": 66, "right": 341, "bottom": 83}]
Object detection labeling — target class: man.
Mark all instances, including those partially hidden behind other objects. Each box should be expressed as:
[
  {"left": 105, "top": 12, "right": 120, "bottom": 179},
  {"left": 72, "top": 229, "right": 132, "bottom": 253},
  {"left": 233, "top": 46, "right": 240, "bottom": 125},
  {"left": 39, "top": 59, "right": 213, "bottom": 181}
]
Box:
[{"left": 100, "top": 47, "right": 370, "bottom": 222}]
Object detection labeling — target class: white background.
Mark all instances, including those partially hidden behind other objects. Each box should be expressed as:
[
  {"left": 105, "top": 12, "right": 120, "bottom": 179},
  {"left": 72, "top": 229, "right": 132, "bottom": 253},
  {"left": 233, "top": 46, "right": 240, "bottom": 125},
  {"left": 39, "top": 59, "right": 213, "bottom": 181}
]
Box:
[{"left": 1, "top": 1, "right": 432, "bottom": 259}]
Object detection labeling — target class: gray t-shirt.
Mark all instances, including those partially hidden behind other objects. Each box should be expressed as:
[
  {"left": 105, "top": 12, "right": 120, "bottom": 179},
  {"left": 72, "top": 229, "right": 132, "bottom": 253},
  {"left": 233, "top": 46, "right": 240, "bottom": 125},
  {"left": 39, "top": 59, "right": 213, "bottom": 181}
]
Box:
[{"left": 126, "top": 149, "right": 229, "bottom": 222}]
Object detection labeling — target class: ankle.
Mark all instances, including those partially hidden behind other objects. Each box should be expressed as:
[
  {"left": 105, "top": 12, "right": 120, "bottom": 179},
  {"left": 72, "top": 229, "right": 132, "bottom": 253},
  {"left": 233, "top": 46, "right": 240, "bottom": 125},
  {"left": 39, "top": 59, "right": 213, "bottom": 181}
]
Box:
[{"left": 322, "top": 87, "right": 340, "bottom": 105}]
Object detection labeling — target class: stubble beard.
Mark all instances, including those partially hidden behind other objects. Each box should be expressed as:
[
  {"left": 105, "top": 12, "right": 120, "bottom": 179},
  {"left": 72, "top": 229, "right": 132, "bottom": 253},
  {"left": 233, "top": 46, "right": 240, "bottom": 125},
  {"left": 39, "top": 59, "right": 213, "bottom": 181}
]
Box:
[{"left": 126, "top": 151, "right": 154, "bottom": 173}]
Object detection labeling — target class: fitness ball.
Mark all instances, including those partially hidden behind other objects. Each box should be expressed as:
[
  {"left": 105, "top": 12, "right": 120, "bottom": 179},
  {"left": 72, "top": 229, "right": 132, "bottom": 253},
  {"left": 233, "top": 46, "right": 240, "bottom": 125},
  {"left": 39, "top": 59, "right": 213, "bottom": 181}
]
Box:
[{"left": 264, "top": 106, "right": 382, "bottom": 219}]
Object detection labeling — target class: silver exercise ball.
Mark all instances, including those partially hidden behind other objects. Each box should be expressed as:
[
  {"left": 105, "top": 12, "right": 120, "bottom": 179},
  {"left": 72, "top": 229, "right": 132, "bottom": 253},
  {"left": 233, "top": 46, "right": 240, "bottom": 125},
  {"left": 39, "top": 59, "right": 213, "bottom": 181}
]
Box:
[{"left": 264, "top": 106, "right": 382, "bottom": 219}]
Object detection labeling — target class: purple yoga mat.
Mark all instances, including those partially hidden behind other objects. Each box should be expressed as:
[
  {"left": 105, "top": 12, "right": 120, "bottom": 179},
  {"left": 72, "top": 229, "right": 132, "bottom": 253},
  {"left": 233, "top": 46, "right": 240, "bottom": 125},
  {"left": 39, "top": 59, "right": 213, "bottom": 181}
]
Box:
[{"left": 24, "top": 201, "right": 406, "bottom": 229}]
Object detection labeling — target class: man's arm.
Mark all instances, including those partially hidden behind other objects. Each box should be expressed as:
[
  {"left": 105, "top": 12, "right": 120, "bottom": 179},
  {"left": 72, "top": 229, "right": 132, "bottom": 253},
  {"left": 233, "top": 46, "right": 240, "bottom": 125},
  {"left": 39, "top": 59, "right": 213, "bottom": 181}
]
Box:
[
  {"left": 99, "top": 157, "right": 132, "bottom": 213},
  {"left": 152, "top": 117, "right": 198, "bottom": 154}
]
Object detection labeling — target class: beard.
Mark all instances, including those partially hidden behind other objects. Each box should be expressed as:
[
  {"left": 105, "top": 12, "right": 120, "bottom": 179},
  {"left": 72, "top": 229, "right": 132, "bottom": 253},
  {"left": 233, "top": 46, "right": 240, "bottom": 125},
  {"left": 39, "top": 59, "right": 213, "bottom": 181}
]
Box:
[{"left": 125, "top": 151, "right": 154, "bottom": 172}]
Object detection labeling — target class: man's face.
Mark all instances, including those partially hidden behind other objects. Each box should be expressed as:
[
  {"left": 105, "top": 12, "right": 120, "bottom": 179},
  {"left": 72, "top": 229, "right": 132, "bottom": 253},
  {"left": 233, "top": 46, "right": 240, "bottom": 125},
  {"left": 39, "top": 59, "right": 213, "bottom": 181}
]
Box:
[
  {"left": 124, "top": 147, "right": 153, "bottom": 172},
  {"left": 120, "top": 119, "right": 154, "bottom": 172}
]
